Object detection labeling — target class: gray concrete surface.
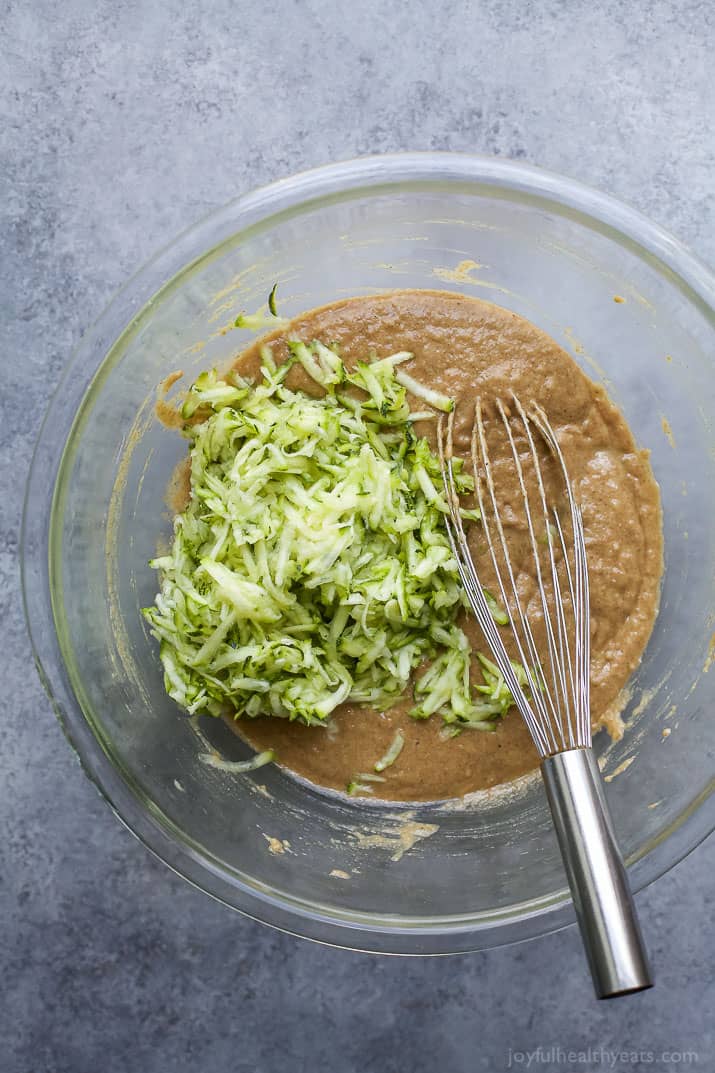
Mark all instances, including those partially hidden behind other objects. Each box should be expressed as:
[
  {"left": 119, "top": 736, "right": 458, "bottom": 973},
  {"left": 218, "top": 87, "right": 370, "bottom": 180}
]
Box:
[{"left": 2, "top": 2, "right": 713, "bottom": 1071}]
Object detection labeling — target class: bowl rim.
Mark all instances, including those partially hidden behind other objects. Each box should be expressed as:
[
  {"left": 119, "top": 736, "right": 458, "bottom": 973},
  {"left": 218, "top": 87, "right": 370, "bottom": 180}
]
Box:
[{"left": 21, "top": 151, "right": 715, "bottom": 954}]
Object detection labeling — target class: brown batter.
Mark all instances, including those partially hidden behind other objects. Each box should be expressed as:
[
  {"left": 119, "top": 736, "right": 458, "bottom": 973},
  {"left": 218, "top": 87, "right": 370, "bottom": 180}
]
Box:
[{"left": 175, "top": 290, "right": 663, "bottom": 802}]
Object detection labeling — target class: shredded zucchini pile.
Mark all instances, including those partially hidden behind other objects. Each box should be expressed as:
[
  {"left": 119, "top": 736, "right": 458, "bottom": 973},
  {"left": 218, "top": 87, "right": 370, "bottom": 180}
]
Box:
[{"left": 144, "top": 340, "right": 520, "bottom": 730}]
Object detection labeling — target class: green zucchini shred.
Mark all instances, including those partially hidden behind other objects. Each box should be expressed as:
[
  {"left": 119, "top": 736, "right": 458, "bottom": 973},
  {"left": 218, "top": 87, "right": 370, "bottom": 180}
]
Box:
[
  {"left": 374, "top": 729, "right": 405, "bottom": 772},
  {"left": 347, "top": 780, "right": 374, "bottom": 796},
  {"left": 200, "top": 748, "right": 275, "bottom": 773},
  {"left": 482, "top": 588, "right": 509, "bottom": 626},
  {"left": 234, "top": 294, "right": 288, "bottom": 332}
]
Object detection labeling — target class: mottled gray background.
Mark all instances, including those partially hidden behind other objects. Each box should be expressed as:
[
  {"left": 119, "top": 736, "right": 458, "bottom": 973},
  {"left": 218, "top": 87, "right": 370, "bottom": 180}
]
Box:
[{"left": 2, "top": 2, "right": 713, "bottom": 1071}]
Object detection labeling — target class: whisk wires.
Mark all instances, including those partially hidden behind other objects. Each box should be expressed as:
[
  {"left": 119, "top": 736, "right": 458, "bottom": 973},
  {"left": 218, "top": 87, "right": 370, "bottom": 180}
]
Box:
[{"left": 438, "top": 396, "right": 591, "bottom": 758}]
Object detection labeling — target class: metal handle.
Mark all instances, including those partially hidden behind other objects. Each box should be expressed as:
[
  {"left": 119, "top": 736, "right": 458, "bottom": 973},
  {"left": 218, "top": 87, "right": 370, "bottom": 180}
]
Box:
[{"left": 541, "top": 747, "right": 653, "bottom": 998}]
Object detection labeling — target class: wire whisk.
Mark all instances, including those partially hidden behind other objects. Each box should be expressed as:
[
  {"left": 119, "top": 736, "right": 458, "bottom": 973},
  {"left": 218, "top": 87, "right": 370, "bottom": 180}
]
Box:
[{"left": 438, "top": 396, "right": 652, "bottom": 999}]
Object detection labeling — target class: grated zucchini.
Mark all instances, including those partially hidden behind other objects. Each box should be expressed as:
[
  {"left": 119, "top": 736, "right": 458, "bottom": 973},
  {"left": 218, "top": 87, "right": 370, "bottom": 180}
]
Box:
[{"left": 144, "top": 340, "right": 523, "bottom": 730}]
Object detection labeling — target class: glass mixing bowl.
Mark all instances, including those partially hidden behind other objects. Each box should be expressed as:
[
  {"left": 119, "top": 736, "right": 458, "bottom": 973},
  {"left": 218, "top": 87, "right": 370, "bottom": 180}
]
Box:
[{"left": 23, "top": 154, "right": 715, "bottom": 953}]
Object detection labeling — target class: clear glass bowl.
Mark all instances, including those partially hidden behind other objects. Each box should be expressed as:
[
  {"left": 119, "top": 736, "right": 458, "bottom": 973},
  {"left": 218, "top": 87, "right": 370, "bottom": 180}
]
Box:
[{"left": 22, "top": 154, "right": 715, "bottom": 953}]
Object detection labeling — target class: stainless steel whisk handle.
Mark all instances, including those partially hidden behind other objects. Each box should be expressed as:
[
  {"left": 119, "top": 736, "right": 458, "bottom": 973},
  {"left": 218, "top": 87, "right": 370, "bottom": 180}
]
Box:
[{"left": 541, "top": 747, "right": 653, "bottom": 998}]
